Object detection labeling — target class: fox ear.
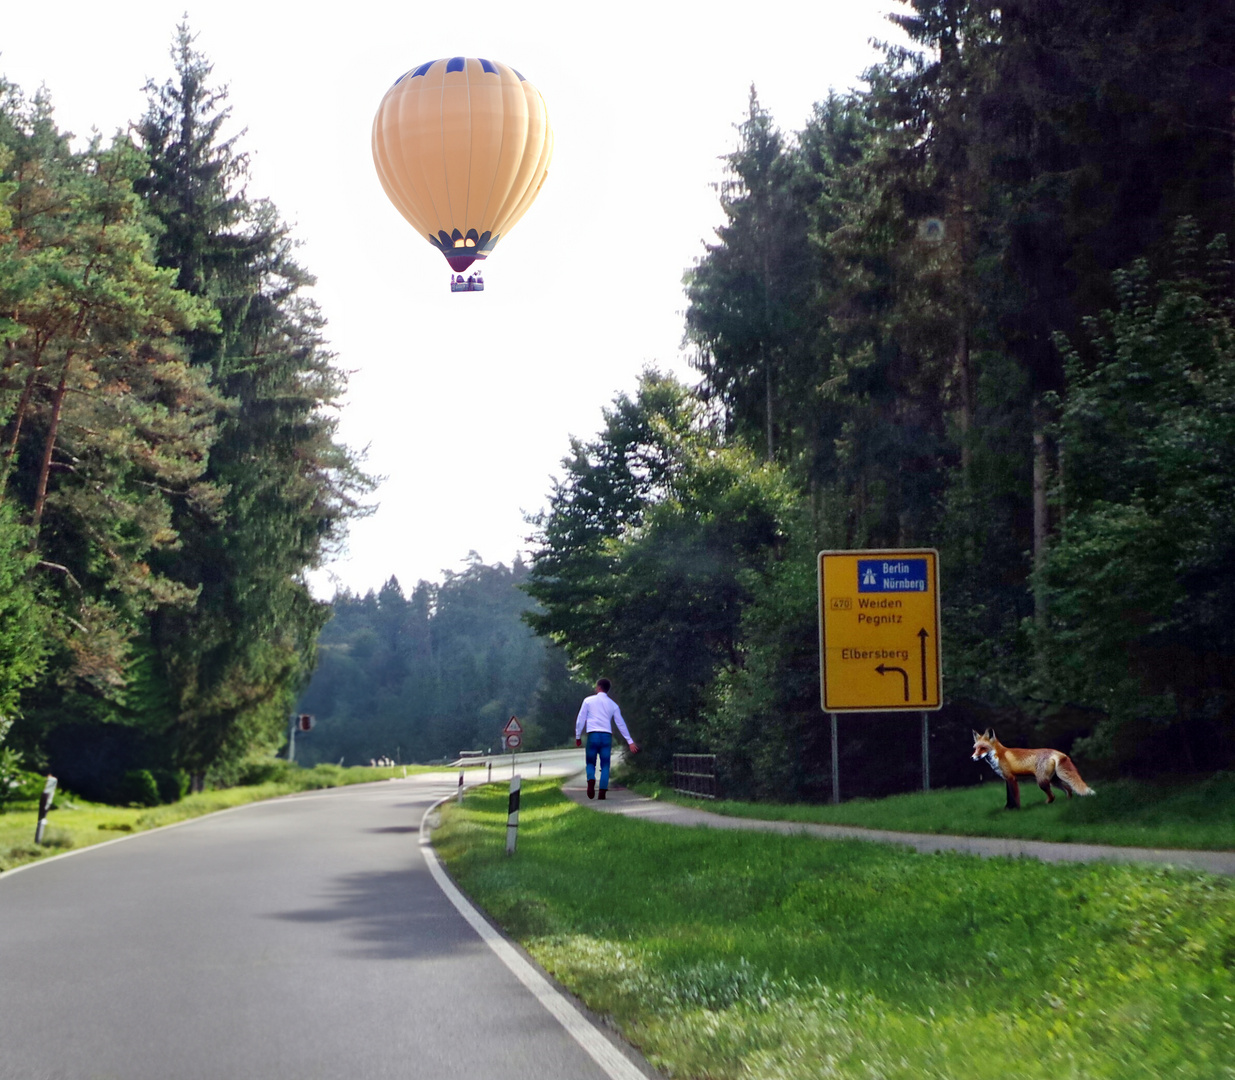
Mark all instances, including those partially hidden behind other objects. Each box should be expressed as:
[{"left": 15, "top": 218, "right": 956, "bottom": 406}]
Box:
[
  {"left": 984, "top": 728, "right": 994, "bottom": 740},
  {"left": 972, "top": 730, "right": 981, "bottom": 741}
]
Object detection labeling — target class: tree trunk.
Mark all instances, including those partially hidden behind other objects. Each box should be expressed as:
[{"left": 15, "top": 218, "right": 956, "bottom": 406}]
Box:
[
  {"left": 30, "top": 358, "right": 72, "bottom": 533},
  {"left": 957, "top": 315, "right": 973, "bottom": 484},
  {"left": 764, "top": 344, "right": 774, "bottom": 463},
  {"left": 2, "top": 355, "right": 45, "bottom": 474},
  {"left": 1032, "top": 400, "right": 1049, "bottom": 629}
]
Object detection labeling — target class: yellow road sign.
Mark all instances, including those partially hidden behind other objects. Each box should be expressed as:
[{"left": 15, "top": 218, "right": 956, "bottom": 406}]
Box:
[{"left": 818, "top": 549, "right": 942, "bottom": 712}]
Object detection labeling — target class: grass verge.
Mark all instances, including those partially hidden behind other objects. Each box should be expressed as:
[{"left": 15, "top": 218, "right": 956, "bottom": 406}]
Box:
[
  {"left": 434, "top": 779, "right": 1235, "bottom": 1080},
  {"left": 0, "top": 763, "right": 449, "bottom": 874},
  {"left": 626, "top": 771, "right": 1235, "bottom": 851}
]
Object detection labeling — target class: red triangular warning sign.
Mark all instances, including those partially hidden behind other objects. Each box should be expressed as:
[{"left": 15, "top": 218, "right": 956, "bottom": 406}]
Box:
[{"left": 503, "top": 716, "right": 523, "bottom": 735}]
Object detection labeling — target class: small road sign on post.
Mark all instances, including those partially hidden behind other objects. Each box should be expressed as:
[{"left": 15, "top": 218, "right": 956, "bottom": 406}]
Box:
[
  {"left": 503, "top": 716, "right": 523, "bottom": 766},
  {"left": 287, "top": 714, "right": 313, "bottom": 763}
]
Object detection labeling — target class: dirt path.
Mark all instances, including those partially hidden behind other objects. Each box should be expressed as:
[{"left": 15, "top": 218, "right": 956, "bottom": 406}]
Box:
[{"left": 563, "top": 777, "right": 1235, "bottom": 876}]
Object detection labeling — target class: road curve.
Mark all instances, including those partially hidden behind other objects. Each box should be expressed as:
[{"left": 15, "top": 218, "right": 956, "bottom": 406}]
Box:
[{"left": 0, "top": 769, "right": 651, "bottom": 1080}]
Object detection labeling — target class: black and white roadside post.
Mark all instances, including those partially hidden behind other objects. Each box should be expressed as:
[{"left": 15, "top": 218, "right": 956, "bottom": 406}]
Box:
[
  {"left": 457, "top": 769, "right": 464, "bottom": 804},
  {"left": 35, "top": 775, "right": 57, "bottom": 845},
  {"left": 506, "top": 774, "right": 521, "bottom": 855}
]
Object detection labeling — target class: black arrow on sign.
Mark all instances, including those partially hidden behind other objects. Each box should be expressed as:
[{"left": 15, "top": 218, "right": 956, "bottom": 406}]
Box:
[
  {"left": 875, "top": 664, "right": 909, "bottom": 702},
  {"left": 918, "top": 628, "right": 930, "bottom": 701}
]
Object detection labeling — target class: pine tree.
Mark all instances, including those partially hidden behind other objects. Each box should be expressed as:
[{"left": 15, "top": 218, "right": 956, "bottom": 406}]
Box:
[
  {"left": 134, "top": 26, "right": 373, "bottom": 782},
  {"left": 0, "top": 82, "right": 219, "bottom": 747}
]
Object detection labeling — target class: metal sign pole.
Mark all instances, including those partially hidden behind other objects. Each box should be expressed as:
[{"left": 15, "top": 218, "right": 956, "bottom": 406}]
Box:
[
  {"left": 287, "top": 714, "right": 296, "bottom": 763},
  {"left": 830, "top": 713, "right": 839, "bottom": 804},
  {"left": 922, "top": 712, "right": 931, "bottom": 791}
]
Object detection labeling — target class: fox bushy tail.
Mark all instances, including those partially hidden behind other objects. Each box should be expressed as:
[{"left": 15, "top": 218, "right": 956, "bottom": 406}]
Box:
[{"left": 1057, "top": 756, "right": 1094, "bottom": 796}]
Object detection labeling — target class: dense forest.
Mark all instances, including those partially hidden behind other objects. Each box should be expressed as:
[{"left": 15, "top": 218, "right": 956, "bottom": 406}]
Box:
[
  {"left": 293, "top": 558, "right": 591, "bottom": 766},
  {"left": 4, "top": 1, "right": 1235, "bottom": 805},
  {"left": 524, "top": 0, "right": 1235, "bottom": 798},
  {"left": 0, "top": 27, "right": 371, "bottom": 801}
]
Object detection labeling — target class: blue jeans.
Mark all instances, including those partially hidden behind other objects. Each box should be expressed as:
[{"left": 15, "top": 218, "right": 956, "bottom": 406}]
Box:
[{"left": 585, "top": 731, "right": 612, "bottom": 788}]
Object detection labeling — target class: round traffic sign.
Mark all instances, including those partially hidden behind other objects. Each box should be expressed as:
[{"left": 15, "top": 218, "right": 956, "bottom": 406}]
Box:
[{"left": 505, "top": 733, "right": 522, "bottom": 750}]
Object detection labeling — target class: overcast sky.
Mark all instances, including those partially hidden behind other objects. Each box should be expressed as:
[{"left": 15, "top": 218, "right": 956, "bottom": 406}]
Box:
[{"left": 2, "top": 0, "right": 908, "bottom": 596}]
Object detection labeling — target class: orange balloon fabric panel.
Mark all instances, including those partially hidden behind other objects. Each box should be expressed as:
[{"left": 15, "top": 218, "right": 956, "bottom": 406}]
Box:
[{"left": 372, "top": 58, "right": 552, "bottom": 267}]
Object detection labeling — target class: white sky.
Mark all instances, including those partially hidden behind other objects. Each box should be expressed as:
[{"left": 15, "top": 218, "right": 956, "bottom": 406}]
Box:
[{"left": 2, "top": 0, "right": 906, "bottom": 596}]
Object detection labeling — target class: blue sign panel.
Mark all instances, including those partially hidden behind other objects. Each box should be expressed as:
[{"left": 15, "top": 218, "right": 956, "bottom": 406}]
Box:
[{"left": 857, "top": 558, "right": 928, "bottom": 593}]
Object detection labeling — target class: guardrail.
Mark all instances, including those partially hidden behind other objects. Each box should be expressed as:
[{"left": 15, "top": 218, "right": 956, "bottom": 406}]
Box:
[{"left": 672, "top": 754, "right": 718, "bottom": 799}]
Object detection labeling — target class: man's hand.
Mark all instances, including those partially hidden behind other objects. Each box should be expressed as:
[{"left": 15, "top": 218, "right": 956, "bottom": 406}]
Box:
[
  {"left": 628, "top": 741, "right": 640, "bottom": 754},
  {"left": 576, "top": 738, "right": 582, "bottom": 747}
]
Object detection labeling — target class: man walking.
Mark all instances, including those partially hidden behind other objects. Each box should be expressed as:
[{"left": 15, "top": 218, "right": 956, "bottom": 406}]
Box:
[{"left": 575, "top": 678, "right": 638, "bottom": 800}]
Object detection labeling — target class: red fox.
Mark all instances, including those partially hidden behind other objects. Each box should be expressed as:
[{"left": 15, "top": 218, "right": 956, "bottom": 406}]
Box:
[{"left": 971, "top": 729, "right": 1095, "bottom": 809}]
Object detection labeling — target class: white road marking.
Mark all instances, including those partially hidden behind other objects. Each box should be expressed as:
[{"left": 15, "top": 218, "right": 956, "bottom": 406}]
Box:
[
  {"left": 0, "top": 773, "right": 467, "bottom": 885},
  {"left": 419, "top": 795, "right": 649, "bottom": 1080}
]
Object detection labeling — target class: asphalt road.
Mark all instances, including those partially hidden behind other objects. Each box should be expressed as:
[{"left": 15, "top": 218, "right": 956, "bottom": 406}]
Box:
[{"left": 0, "top": 764, "right": 647, "bottom": 1080}]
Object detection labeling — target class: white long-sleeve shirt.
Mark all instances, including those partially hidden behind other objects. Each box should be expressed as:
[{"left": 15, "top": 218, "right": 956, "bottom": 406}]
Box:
[{"left": 575, "top": 691, "right": 634, "bottom": 742}]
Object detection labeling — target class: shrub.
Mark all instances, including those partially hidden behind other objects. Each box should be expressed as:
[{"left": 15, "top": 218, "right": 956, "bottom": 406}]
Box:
[
  {"left": 151, "top": 768, "right": 189, "bottom": 803},
  {"left": 0, "top": 747, "right": 32, "bottom": 805},
  {"left": 118, "top": 769, "right": 161, "bottom": 807},
  {"left": 236, "top": 758, "right": 298, "bottom": 786}
]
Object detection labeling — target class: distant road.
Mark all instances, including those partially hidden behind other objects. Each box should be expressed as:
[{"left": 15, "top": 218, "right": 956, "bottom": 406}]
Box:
[
  {"left": 0, "top": 761, "right": 651, "bottom": 1080},
  {"left": 451, "top": 746, "right": 591, "bottom": 772}
]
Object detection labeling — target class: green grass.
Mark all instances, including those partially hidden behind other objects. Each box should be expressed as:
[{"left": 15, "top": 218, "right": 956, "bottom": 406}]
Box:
[
  {"left": 0, "top": 763, "right": 450, "bottom": 873},
  {"left": 626, "top": 772, "right": 1235, "bottom": 851},
  {"left": 435, "top": 779, "right": 1235, "bottom": 1080}
]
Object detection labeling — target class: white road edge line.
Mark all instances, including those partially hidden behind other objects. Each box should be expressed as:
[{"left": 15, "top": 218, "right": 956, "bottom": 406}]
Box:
[
  {"left": 419, "top": 795, "right": 648, "bottom": 1080},
  {"left": 0, "top": 774, "right": 465, "bottom": 885}
]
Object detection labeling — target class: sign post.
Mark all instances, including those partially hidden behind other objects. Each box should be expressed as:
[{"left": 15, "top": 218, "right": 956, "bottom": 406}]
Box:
[
  {"left": 287, "top": 714, "right": 313, "bottom": 763},
  {"left": 502, "top": 715, "right": 523, "bottom": 777},
  {"left": 35, "top": 775, "right": 57, "bottom": 845},
  {"left": 819, "top": 549, "right": 942, "bottom": 800}
]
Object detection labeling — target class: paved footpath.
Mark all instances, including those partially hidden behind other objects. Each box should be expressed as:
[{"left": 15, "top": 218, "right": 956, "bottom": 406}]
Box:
[{"left": 562, "top": 777, "right": 1235, "bottom": 876}]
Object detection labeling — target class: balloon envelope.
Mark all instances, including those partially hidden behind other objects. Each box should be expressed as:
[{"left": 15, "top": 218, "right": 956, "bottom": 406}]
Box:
[{"left": 372, "top": 58, "right": 553, "bottom": 273}]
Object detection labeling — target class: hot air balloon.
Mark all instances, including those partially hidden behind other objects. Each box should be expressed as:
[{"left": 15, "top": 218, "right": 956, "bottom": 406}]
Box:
[{"left": 372, "top": 58, "right": 553, "bottom": 286}]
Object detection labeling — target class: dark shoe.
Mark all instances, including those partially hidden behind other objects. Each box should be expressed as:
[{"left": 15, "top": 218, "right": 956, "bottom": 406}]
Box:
[
  {"left": 598, "top": 788, "right": 607, "bottom": 800},
  {"left": 587, "top": 779, "right": 595, "bottom": 799}
]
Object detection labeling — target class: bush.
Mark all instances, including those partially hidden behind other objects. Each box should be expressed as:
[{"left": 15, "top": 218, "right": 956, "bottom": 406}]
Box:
[
  {"left": 298, "top": 763, "right": 347, "bottom": 789},
  {"left": 151, "top": 768, "right": 189, "bottom": 803},
  {"left": 236, "top": 758, "right": 298, "bottom": 787},
  {"left": 0, "top": 747, "right": 37, "bottom": 805},
  {"left": 118, "top": 769, "right": 161, "bottom": 807}
]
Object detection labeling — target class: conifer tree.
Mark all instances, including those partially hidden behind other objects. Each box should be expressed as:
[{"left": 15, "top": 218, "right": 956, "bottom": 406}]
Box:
[
  {"left": 0, "top": 80, "right": 219, "bottom": 749},
  {"left": 134, "top": 26, "right": 372, "bottom": 781}
]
